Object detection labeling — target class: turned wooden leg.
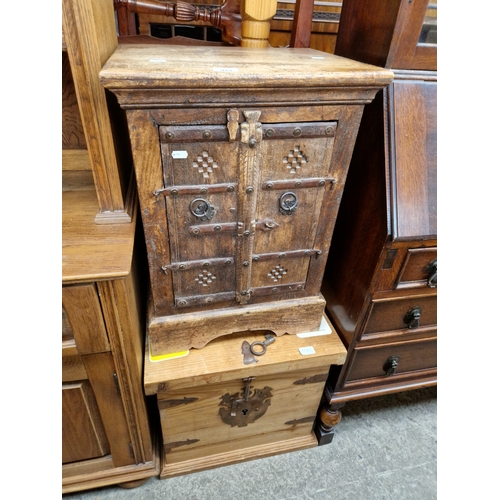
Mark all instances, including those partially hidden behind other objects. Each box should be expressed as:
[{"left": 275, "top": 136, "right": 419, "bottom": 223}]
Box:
[{"left": 314, "top": 402, "right": 345, "bottom": 446}]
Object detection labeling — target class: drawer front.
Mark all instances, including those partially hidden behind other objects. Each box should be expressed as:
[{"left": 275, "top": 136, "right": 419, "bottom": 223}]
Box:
[
  {"left": 345, "top": 337, "right": 437, "bottom": 383},
  {"left": 396, "top": 247, "right": 437, "bottom": 289},
  {"left": 363, "top": 293, "right": 437, "bottom": 336},
  {"left": 158, "top": 367, "right": 328, "bottom": 464}
]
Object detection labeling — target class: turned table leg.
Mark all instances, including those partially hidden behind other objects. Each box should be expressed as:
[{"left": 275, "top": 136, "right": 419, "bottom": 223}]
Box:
[{"left": 314, "top": 402, "right": 345, "bottom": 446}]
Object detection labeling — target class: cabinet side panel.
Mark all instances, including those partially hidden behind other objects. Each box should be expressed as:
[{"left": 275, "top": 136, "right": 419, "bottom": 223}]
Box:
[{"left": 322, "top": 92, "right": 388, "bottom": 341}]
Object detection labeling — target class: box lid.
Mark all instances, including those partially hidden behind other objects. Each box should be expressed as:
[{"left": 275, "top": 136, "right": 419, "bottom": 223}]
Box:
[{"left": 144, "top": 313, "right": 347, "bottom": 395}]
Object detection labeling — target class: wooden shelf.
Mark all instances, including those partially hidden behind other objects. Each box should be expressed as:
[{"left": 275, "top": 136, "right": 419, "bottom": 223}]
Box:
[{"left": 62, "top": 170, "right": 137, "bottom": 284}]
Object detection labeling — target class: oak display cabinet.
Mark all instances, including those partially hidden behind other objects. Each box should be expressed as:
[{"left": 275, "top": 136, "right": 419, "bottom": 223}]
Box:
[
  {"left": 316, "top": 0, "right": 437, "bottom": 442},
  {"left": 62, "top": 0, "right": 159, "bottom": 491},
  {"left": 99, "top": 44, "right": 393, "bottom": 357},
  {"left": 62, "top": 170, "right": 159, "bottom": 493}
]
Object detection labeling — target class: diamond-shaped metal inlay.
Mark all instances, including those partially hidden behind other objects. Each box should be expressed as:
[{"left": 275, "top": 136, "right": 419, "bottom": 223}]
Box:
[
  {"left": 194, "top": 151, "right": 218, "bottom": 178},
  {"left": 283, "top": 146, "right": 307, "bottom": 174},
  {"left": 195, "top": 269, "right": 216, "bottom": 287},
  {"left": 268, "top": 265, "right": 287, "bottom": 282}
]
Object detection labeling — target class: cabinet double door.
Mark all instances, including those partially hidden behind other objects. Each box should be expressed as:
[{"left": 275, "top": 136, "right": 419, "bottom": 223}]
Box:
[{"left": 157, "top": 110, "right": 337, "bottom": 311}]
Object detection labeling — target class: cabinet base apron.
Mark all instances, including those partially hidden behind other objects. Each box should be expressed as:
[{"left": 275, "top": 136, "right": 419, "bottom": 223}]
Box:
[
  {"left": 160, "top": 432, "right": 317, "bottom": 479},
  {"left": 148, "top": 295, "right": 326, "bottom": 356}
]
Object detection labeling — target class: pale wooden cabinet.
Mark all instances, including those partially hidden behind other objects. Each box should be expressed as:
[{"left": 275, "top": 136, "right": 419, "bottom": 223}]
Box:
[
  {"left": 62, "top": 171, "right": 159, "bottom": 493},
  {"left": 100, "top": 44, "right": 393, "bottom": 357}
]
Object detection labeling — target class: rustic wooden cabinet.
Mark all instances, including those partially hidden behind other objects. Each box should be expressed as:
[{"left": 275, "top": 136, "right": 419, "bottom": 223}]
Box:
[
  {"left": 62, "top": 171, "right": 160, "bottom": 493},
  {"left": 315, "top": 0, "right": 437, "bottom": 442},
  {"left": 100, "top": 45, "right": 393, "bottom": 357},
  {"left": 143, "top": 315, "right": 346, "bottom": 478}
]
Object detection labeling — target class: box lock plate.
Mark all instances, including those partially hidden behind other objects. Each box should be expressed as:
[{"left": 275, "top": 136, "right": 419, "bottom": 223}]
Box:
[{"left": 219, "top": 377, "right": 273, "bottom": 427}]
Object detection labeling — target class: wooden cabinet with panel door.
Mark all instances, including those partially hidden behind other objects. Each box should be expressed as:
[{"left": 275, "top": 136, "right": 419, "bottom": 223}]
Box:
[
  {"left": 100, "top": 44, "right": 393, "bottom": 357},
  {"left": 315, "top": 0, "right": 437, "bottom": 443},
  {"left": 62, "top": 171, "right": 159, "bottom": 493}
]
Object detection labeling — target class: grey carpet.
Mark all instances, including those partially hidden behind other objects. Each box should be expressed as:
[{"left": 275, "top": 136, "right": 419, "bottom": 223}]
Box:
[{"left": 63, "top": 386, "right": 437, "bottom": 500}]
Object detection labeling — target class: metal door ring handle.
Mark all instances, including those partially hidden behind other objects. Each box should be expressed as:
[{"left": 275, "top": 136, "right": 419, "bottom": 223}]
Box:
[
  {"left": 279, "top": 192, "right": 298, "bottom": 215},
  {"left": 189, "top": 198, "right": 215, "bottom": 221}
]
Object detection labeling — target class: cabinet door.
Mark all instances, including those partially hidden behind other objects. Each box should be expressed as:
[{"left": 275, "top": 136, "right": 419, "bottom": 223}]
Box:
[
  {"left": 62, "top": 291, "right": 135, "bottom": 468},
  {"left": 160, "top": 124, "right": 239, "bottom": 308},
  {"left": 158, "top": 112, "right": 337, "bottom": 308},
  {"left": 62, "top": 382, "right": 110, "bottom": 464},
  {"left": 251, "top": 121, "right": 337, "bottom": 298},
  {"left": 62, "top": 303, "right": 110, "bottom": 464}
]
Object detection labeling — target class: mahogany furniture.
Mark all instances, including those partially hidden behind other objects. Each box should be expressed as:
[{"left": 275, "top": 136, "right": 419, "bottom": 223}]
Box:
[
  {"left": 143, "top": 314, "right": 346, "bottom": 478},
  {"left": 315, "top": 0, "right": 437, "bottom": 443},
  {"left": 62, "top": 170, "right": 159, "bottom": 493},
  {"left": 100, "top": 45, "right": 393, "bottom": 357}
]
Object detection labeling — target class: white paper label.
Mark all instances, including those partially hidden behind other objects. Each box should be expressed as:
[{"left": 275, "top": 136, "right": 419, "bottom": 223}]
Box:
[
  {"left": 298, "top": 346, "right": 316, "bottom": 356},
  {"left": 297, "top": 316, "right": 332, "bottom": 338},
  {"left": 213, "top": 67, "right": 239, "bottom": 73},
  {"left": 172, "top": 151, "right": 188, "bottom": 159},
  {"left": 311, "top": 56, "right": 325, "bottom": 60}
]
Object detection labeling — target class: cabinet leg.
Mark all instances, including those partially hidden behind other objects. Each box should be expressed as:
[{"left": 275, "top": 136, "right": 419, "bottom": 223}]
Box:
[
  {"left": 314, "top": 402, "right": 345, "bottom": 446},
  {"left": 118, "top": 477, "right": 150, "bottom": 489}
]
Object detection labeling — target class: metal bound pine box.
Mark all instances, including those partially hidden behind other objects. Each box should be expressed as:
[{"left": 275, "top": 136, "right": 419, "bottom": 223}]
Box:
[
  {"left": 143, "top": 314, "right": 347, "bottom": 478},
  {"left": 100, "top": 45, "right": 393, "bottom": 356}
]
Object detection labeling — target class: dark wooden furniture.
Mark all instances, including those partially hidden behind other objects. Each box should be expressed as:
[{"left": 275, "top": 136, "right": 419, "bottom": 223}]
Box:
[
  {"left": 120, "top": 0, "right": 342, "bottom": 54},
  {"left": 315, "top": 0, "right": 437, "bottom": 443},
  {"left": 62, "top": 171, "right": 159, "bottom": 493},
  {"left": 143, "top": 314, "right": 346, "bottom": 478},
  {"left": 100, "top": 45, "right": 393, "bottom": 357}
]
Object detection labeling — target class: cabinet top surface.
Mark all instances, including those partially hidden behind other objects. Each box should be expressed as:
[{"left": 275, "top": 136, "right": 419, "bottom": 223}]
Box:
[
  {"left": 62, "top": 171, "right": 136, "bottom": 284},
  {"left": 100, "top": 45, "right": 393, "bottom": 90}
]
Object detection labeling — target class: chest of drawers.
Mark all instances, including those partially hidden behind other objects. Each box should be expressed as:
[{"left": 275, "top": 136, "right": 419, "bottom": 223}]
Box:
[
  {"left": 143, "top": 315, "right": 346, "bottom": 478},
  {"left": 316, "top": 73, "right": 437, "bottom": 443},
  {"left": 100, "top": 45, "right": 393, "bottom": 356}
]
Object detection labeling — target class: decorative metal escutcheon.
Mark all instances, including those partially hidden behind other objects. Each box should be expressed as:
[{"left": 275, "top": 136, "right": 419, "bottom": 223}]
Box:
[
  {"left": 279, "top": 192, "right": 298, "bottom": 216},
  {"left": 383, "top": 355, "right": 401, "bottom": 376},
  {"left": 404, "top": 306, "right": 422, "bottom": 329},
  {"left": 190, "top": 198, "right": 215, "bottom": 221},
  {"left": 219, "top": 377, "right": 273, "bottom": 427},
  {"left": 427, "top": 259, "right": 437, "bottom": 287}
]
